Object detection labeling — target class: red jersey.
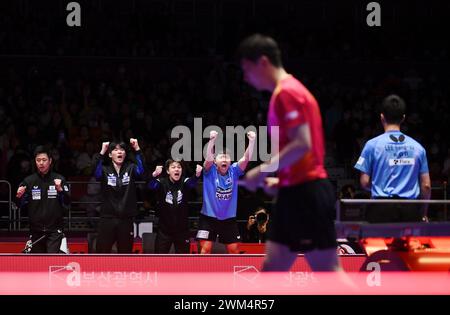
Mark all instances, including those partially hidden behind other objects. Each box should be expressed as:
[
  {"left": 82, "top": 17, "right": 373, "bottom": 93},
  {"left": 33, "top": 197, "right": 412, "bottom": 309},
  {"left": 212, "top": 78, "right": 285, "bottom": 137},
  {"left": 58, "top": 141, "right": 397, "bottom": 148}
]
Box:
[{"left": 267, "top": 75, "right": 328, "bottom": 187}]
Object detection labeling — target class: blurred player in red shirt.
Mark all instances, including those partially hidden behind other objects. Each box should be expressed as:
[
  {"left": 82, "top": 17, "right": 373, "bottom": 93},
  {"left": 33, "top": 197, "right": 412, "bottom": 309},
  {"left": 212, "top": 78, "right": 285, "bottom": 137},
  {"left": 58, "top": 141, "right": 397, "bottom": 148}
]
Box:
[{"left": 239, "top": 34, "right": 341, "bottom": 272}]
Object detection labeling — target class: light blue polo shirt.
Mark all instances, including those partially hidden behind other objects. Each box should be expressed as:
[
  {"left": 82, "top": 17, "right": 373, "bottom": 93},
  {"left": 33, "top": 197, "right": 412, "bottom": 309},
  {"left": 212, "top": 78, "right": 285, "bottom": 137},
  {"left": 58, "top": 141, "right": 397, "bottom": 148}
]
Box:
[
  {"left": 354, "top": 131, "right": 429, "bottom": 199},
  {"left": 201, "top": 162, "right": 244, "bottom": 220}
]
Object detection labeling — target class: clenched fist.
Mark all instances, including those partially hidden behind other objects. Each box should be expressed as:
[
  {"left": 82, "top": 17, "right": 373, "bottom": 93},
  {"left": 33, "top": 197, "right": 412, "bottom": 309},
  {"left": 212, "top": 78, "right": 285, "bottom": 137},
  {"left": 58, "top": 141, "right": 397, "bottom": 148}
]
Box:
[
  {"left": 130, "top": 138, "right": 140, "bottom": 151},
  {"left": 195, "top": 164, "right": 203, "bottom": 177},
  {"left": 209, "top": 130, "right": 218, "bottom": 141},
  {"left": 16, "top": 186, "right": 27, "bottom": 198},
  {"left": 247, "top": 131, "right": 256, "bottom": 141},
  {"left": 100, "top": 142, "right": 110, "bottom": 155},
  {"left": 54, "top": 179, "right": 63, "bottom": 192},
  {"left": 152, "top": 165, "right": 163, "bottom": 178}
]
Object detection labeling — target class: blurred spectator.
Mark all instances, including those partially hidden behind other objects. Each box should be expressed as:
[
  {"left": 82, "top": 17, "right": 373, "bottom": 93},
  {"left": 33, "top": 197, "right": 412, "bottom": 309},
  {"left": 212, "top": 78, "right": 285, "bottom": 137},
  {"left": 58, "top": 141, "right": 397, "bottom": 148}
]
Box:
[
  {"left": 0, "top": 0, "right": 448, "bottom": 226},
  {"left": 442, "top": 149, "right": 450, "bottom": 182},
  {"left": 76, "top": 140, "right": 99, "bottom": 176},
  {"left": 79, "top": 177, "right": 102, "bottom": 229}
]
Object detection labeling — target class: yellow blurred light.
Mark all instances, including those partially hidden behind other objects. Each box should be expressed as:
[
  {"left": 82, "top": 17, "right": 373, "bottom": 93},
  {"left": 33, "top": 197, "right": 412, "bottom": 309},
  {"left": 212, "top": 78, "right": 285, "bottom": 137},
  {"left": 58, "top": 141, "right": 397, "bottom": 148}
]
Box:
[{"left": 418, "top": 257, "right": 450, "bottom": 264}]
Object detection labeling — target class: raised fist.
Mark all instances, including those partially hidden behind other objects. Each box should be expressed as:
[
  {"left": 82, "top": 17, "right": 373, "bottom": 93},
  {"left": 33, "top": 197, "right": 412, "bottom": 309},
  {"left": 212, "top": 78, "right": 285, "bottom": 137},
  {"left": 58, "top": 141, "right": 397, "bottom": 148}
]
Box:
[
  {"left": 195, "top": 164, "right": 203, "bottom": 177},
  {"left": 209, "top": 130, "right": 218, "bottom": 141},
  {"left": 247, "top": 131, "right": 256, "bottom": 141},
  {"left": 153, "top": 165, "right": 163, "bottom": 177},
  {"left": 100, "top": 142, "right": 110, "bottom": 155},
  {"left": 16, "top": 186, "right": 27, "bottom": 199},
  {"left": 130, "top": 138, "right": 140, "bottom": 151},
  {"left": 54, "top": 179, "right": 63, "bottom": 192}
]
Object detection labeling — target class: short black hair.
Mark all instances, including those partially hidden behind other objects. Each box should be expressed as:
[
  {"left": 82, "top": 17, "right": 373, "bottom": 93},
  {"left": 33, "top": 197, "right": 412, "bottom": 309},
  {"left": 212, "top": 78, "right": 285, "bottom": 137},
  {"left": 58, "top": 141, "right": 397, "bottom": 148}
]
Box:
[
  {"left": 165, "top": 159, "right": 183, "bottom": 170},
  {"left": 214, "top": 148, "right": 231, "bottom": 158},
  {"left": 381, "top": 95, "right": 406, "bottom": 124},
  {"left": 108, "top": 141, "right": 127, "bottom": 154},
  {"left": 33, "top": 145, "right": 52, "bottom": 160},
  {"left": 237, "top": 34, "right": 283, "bottom": 67}
]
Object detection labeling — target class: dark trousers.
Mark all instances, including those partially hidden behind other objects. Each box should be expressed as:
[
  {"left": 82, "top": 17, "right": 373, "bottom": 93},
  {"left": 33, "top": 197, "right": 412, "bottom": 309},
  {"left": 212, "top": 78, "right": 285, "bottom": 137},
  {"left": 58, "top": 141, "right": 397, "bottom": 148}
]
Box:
[
  {"left": 30, "top": 230, "right": 64, "bottom": 253},
  {"left": 155, "top": 229, "right": 190, "bottom": 254},
  {"left": 96, "top": 217, "right": 134, "bottom": 253}
]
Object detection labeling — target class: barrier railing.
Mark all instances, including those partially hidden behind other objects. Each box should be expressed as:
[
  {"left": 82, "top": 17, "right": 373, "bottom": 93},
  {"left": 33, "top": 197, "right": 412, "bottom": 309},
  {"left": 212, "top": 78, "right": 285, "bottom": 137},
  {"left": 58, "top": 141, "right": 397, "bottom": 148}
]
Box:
[
  {"left": 2, "top": 180, "right": 449, "bottom": 231},
  {"left": 0, "top": 180, "right": 12, "bottom": 231},
  {"left": 338, "top": 199, "right": 450, "bottom": 222}
]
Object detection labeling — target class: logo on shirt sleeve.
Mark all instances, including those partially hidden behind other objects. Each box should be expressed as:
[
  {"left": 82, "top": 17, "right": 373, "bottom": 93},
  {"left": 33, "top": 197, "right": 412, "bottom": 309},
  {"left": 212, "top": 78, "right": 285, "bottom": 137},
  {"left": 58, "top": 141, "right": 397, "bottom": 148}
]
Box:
[
  {"left": 285, "top": 111, "right": 299, "bottom": 121},
  {"left": 356, "top": 156, "right": 365, "bottom": 165}
]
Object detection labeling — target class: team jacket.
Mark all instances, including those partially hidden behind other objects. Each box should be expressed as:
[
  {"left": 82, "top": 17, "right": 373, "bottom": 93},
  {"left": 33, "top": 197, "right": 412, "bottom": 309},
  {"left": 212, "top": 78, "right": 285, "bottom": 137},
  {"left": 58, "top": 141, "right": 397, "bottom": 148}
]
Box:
[
  {"left": 94, "top": 151, "right": 145, "bottom": 218},
  {"left": 148, "top": 175, "right": 199, "bottom": 234},
  {"left": 18, "top": 172, "right": 70, "bottom": 232}
]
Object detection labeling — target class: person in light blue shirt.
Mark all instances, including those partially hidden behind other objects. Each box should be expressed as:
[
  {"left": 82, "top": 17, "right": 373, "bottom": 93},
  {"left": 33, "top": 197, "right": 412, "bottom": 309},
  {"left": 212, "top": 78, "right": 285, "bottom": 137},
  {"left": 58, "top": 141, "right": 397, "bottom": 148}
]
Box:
[
  {"left": 201, "top": 161, "right": 243, "bottom": 220},
  {"left": 197, "top": 130, "right": 256, "bottom": 254},
  {"left": 354, "top": 95, "right": 431, "bottom": 222}
]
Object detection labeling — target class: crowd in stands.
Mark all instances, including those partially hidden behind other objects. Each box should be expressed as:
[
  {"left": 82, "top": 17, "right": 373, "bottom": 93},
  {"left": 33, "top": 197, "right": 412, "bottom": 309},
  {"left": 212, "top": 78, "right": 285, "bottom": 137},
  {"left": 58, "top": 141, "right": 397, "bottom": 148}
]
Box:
[{"left": 1, "top": 0, "right": 449, "bottom": 225}]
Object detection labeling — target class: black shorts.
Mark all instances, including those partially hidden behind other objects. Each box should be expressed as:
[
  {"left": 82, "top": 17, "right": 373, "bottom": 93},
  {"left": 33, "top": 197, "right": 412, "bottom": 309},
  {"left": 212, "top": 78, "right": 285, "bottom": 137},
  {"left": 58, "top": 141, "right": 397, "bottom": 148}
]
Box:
[
  {"left": 196, "top": 214, "right": 241, "bottom": 244},
  {"left": 269, "top": 179, "right": 337, "bottom": 252}
]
